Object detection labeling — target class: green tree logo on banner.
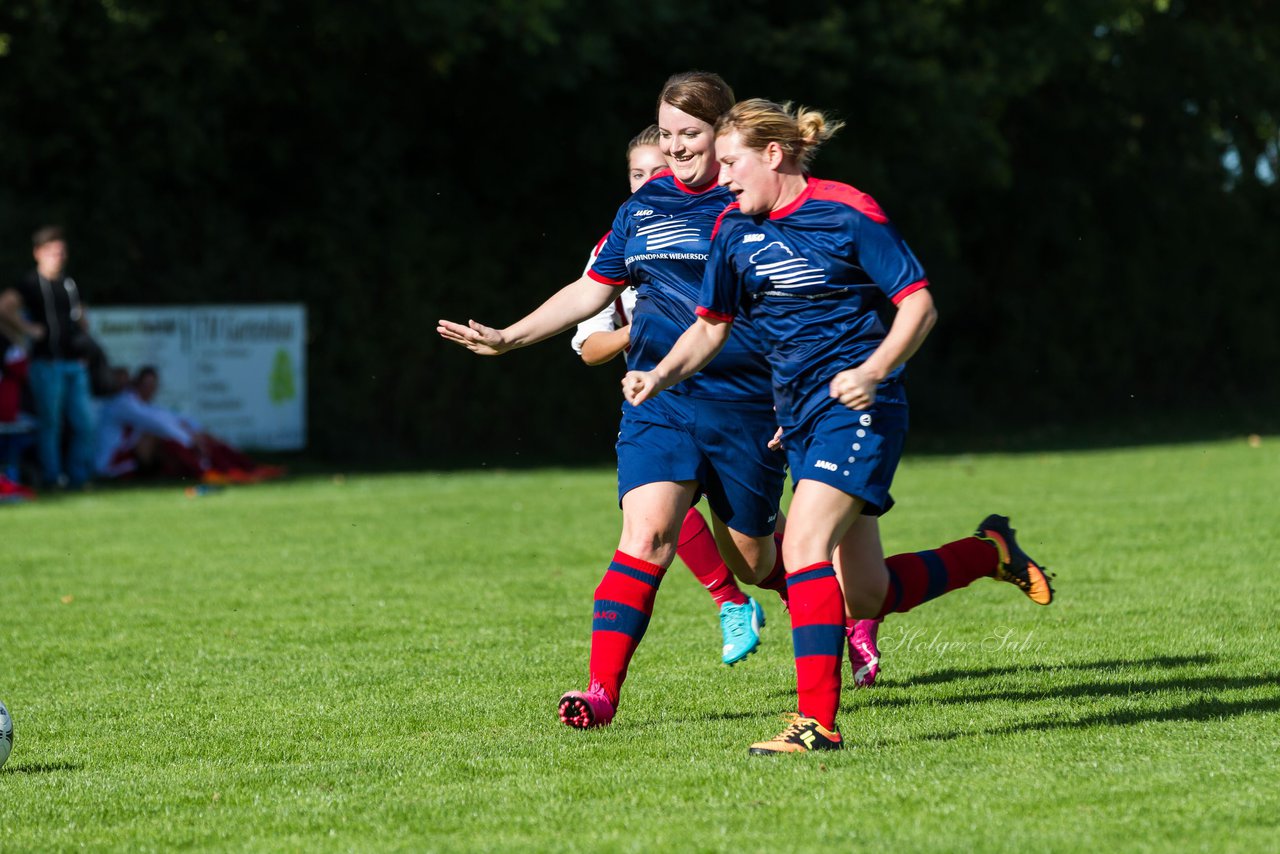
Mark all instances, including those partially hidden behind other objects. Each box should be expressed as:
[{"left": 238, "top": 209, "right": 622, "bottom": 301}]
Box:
[{"left": 269, "top": 349, "right": 296, "bottom": 404}]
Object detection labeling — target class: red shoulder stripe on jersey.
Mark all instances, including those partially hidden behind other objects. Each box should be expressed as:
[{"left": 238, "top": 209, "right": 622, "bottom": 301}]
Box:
[
  {"left": 696, "top": 306, "right": 735, "bottom": 323},
  {"left": 710, "top": 202, "right": 741, "bottom": 240},
  {"left": 769, "top": 176, "right": 818, "bottom": 220},
  {"left": 587, "top": 268, "right": 627, "bottom": 287},
  {"left": 891, "top": 278, "right": 930, "bottom": 305},
  {"left": 809, "top": 179, "right": 889, "bottom": 224}
]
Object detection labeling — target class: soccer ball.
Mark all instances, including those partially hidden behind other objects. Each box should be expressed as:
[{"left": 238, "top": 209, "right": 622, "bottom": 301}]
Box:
[{"left": 0, "top": 700, "right": 12, "bottom": 769}]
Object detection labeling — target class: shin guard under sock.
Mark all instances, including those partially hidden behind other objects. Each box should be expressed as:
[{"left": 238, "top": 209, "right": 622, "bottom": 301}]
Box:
[
  {"left": 588, "top": 550, "right": 667, "bottom": 704},
  {"left": 786, "top": 561, "right": 845, "bottom": 730}
]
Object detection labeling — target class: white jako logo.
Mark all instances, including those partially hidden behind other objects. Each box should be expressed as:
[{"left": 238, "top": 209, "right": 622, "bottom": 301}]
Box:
[
  {"left": 814, "top": 460, "right": 839, "bottom": 471},
  {"left": 742, "top": 233, "right": 765, "bottom": 243}
]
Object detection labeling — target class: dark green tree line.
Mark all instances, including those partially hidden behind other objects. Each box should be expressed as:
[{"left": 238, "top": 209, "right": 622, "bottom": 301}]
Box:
[{"left": 1, "top": 0, "right": 1276, "bottom": 461}]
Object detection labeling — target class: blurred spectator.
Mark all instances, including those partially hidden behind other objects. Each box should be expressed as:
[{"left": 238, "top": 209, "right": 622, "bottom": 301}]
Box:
[
  {"left": 95, "top": 366, "right": 202, "bottom": 479},
  {"left": 0, "top": 326, "right": 37, "bottom": 501},
  {"left": 95, "top": 365, "right": 284, "bottom": 483},
  {"left": 0, "top": 226, "right": 95, "bottom": 489}
]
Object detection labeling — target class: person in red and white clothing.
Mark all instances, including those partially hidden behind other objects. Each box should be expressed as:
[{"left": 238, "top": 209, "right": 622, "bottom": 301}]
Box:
[
  {"left": 0, "top": 322, "right": 37, "bottom": 501},
  {"left": 95, "top": 366, "right": 284, "bottom": 483}
]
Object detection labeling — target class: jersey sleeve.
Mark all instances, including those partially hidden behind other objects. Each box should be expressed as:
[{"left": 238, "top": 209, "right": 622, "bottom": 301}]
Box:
[
  {"left": 855, "top": 214, "right": 929, "bottom": 304},
  {"left": 695, "top": 214, "right": 744, "bottom": 324},
  {"left": 587, "top": 205, "right": 631, "bottom": 286},
  {"left": 580, "top": 233, "right": 609, "bottom": 278}
]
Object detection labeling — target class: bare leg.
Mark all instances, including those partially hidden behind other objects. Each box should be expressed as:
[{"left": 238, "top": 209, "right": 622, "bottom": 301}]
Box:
[
  {"left": 781, "top": 480, "right": 864, "bottom": 571},
  {"left": 833, "top": 514, "right": 890, "bottom": 619},
  {"left": 618, "top": 480, "right": 699, "bottom": 567},
  {"left": 707, "top": 511, "right": 778, "bottom": 586}
]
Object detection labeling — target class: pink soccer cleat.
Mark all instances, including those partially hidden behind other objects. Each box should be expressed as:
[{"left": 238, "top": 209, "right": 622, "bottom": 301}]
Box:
[
  {"left": 846, "top": 619, "right": 881, "bottom": 687},
  {"left": 558, "top": 681, "right": 616, "bottom": 729}
]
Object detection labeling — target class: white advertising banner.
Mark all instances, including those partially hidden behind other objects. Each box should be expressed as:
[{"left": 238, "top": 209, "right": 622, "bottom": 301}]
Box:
[{"left": 89, "top": 304, "right": 306, "bottom": 450}]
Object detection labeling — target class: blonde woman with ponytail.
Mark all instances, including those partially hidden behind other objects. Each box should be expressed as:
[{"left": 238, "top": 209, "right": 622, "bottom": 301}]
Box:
[{"left": 625, "top": 99, "right": 1054, "bottom": 755}]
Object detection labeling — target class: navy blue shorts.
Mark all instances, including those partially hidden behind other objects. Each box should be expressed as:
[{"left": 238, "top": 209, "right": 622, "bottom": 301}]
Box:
[
  {"left": 617, "top": 392, "right": 785, "bottom": 537},
  {"left": 783, "top": 397, "right": 908, "bottom": 516}
]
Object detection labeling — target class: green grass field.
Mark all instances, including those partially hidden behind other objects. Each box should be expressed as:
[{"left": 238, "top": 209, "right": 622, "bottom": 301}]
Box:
[{"left": 4, "top": 437, "right": 1279, "bottom": 852}]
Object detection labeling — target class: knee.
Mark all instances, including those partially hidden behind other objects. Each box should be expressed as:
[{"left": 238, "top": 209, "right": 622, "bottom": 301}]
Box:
[
  {"left": 781, "top": 531, "right": 830, "bottom": 574},
  {"left": 617, "top": 526, "right": 677, "bottom": 567}
]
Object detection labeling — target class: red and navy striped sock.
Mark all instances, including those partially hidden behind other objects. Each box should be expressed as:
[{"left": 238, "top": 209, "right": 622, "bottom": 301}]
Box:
[
  {"left": 787, "top": 561, "right": 845, "bottom": 731},
  {"left": 754, "top": 532, "right": 790, "bottom": 603},
  {"left": 875, "top": 537, "right": 997, "bottom": 619},
  {"left": 676, "top": 507, "right": 748, "bottom": 608},
  {"left": 588, "top": 550, "right": 667, "bottom": 705}
]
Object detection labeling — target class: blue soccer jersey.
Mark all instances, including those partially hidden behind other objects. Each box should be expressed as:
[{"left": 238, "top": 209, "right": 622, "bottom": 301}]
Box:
[
  {"left": 697, "top": 177, "right": 929, "bottom": 427},
  {"left": 589, "top": 171, "right": 772, "bottom": 402}
]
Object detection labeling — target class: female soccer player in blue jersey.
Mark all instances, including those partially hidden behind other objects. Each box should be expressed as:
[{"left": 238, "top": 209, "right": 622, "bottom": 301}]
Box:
[
  {"left": 577, "top": 125, "right": 880, "bottom": 683},
  {"left": 439, "top": 72, "right": 792, "bottom": 729},
  {"left": 573, "top": 124, "right": 768, "bottom": 668},
  {"left": 623, "top": 99, "right": 1054, "bottom": 755}
]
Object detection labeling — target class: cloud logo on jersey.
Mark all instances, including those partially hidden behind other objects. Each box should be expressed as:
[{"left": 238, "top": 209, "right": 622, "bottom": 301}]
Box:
[
  {"left": 636, "top": 215, "right": 702, "bottom": 251},
  {"left": 747, "top": 241, "right": 827, "bottom": 288}
]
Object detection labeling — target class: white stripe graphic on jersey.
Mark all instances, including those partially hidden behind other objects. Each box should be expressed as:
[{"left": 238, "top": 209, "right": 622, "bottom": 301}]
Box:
[
  {"left": 637, "top": 217, "right": 701, "bottom": 250},
  {"left": 748, "top": 241, "right": 827, "bottom": 288}
]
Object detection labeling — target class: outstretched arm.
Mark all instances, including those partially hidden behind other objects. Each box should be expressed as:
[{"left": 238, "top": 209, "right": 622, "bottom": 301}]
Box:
[
  {"left": 829, "top": 288, "right": 936, "bottom": 409},
  {"left": 437, "top": 275, "right": 618, "bottom": 356},
  {"left": 621, "top": 315, "right": 732, "bottom": 405}
]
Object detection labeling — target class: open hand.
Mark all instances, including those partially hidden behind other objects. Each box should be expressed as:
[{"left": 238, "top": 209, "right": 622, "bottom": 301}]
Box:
[{"left": 436, "top": 319, "right": 510, "bottom": 356}]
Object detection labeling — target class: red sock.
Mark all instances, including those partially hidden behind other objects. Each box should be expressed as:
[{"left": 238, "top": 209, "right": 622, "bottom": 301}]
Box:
[
  {"left": 875, "top": 537, "right": 997, "bottom": 619},
  {"left": 205, "top": 438, "right": 257, "bottom": 472},
  {"left": 786, "top": 561, "right": 844, "bottom": 731},
  {"left": 677, "top": 507, "right": 748, "bottom": 608},
  {"left": 588, "top": 550, "right": 667, "bottom": 705},
  {"left": 754, "top": 532, "right": 789, "bottom": 603}
]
